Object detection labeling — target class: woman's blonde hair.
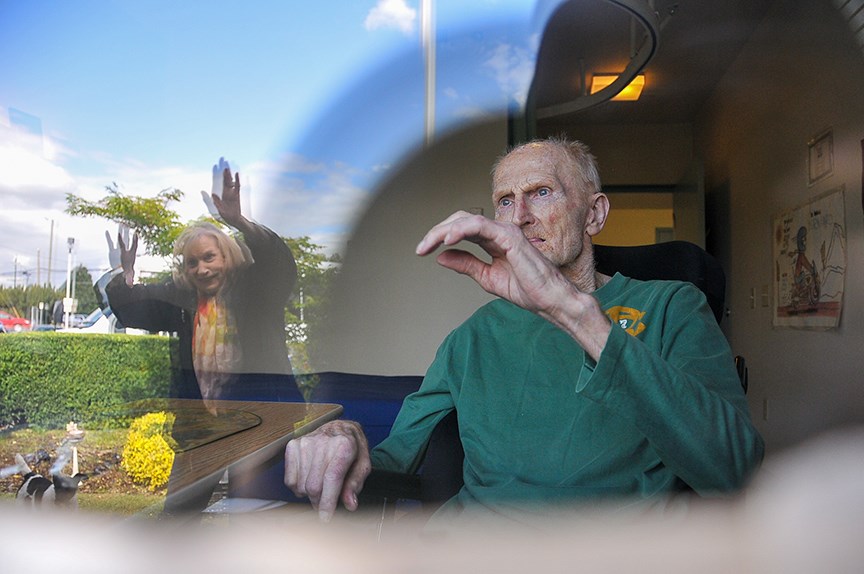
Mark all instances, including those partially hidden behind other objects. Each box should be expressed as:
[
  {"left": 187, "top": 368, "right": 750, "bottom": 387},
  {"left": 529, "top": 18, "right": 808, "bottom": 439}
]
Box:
[{"left": 171, "top": 222, "right": 250, "bottom": 290}]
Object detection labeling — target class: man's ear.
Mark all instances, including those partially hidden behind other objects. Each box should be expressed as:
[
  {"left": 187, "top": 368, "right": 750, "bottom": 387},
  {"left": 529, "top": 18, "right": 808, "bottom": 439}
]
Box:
[{"left": 585, "top": 193, "right": 609, "bottom": 237}]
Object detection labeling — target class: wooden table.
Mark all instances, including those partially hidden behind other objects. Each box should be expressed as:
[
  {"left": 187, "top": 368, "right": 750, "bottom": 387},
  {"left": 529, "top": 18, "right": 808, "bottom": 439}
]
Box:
[{"left": 123, "top": 399, "right": 342, "bottom": 505}]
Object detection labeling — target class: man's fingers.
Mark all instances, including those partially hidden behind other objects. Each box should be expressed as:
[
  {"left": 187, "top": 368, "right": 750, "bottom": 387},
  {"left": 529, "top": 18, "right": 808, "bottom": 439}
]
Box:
[
  {"left": 436, "top": 249, "right": 486, "bottom": 279},
  {"left": 283, "top": 441, "right": 301, "bottom": 495},
  {"left": 340, "top": 450, "right": 372, "bottom": 512},
  {"left": 316, "top": 459, "right": 348, "bottom": 522},
  {"left": 340, "top": 423, "right": 371, "bottom": 512},
  {"left": 105, "top": 230, "right": 115, "bottom": 250},
  {"left": 314, "top": 433, "right": 364, "bottom": 521},
  {"left": 416, "top": 211, "right": 484, "bottom": 255},
  {"left": 294, "top": 440, "right": 342, "bottom": 520},
  {"left": 282, "top": 420, "right": 369, "bottom": 521}
]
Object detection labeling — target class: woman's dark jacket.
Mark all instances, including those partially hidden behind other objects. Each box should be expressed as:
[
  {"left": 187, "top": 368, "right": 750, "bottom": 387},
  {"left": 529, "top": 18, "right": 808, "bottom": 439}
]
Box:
[{"left": 106, "top": 222, "right": 298, "bottom": 401}]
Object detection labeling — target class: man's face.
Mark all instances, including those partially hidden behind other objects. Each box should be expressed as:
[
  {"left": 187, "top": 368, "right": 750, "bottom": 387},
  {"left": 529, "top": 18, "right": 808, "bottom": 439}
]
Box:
[
  {"left": 183, "top": 234, "right": 227, "bottom": 297},
  {"left": 492, "top": 143, "right": 599, "bottom": 270}
]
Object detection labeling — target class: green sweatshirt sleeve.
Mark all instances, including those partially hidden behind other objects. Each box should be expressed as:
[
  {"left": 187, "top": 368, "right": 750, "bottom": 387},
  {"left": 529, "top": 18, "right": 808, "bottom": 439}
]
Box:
[
  {"left": 370, "top": 337, "right": 457, "bottom": 474},
  {"left": 576, "top": 283, "right": 764, "bottom": 494}
]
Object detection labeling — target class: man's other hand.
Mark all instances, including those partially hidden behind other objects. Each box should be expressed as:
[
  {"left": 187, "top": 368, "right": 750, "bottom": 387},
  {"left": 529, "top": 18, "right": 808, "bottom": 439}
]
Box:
[{"left": 284, "top": 420, "right": 371, "bottom": 522}]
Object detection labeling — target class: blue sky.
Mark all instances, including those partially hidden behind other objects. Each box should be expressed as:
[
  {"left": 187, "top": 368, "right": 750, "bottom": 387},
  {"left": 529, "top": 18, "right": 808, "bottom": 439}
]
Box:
[{"left": 0, "top": 0, "right": 551, "bottom": 289}]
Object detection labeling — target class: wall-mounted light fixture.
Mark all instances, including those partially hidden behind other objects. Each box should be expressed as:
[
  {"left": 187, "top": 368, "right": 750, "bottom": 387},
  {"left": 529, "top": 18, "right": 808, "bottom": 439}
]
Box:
[
  {"left": 590, "top": 73, "right": 645, "bottom": 101},
  {"left": 536, "top": 0, "right": 660, "bottom": 118}
]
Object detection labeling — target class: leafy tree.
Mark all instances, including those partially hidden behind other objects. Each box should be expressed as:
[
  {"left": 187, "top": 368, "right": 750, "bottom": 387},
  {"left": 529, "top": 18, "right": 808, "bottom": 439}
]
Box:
[
  {"left": 66, "top": 184, "right": 185, "bottom": 257},
  {"left": 283, "top": 237, "right": 341, "bottom": 366},
  {"left": 58, "top": 265, "right": 99, "bottom": 315},
  {"left": 284, "top": 236, "right": 333, "bottom": 330},
  {"left": 0, "top": 284, "right": 63, "bottom": 324},
  {"left": 281, "top": 236, "right": 341, "bottom": 387}
]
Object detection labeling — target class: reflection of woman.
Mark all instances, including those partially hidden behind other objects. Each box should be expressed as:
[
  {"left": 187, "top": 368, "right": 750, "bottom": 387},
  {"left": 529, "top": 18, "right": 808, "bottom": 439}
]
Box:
[
  {"left": 106, "top": 162, "right": 297, "bottom": 403},
  {"left": 105, "top": 161, "right": 298, "bottom": 515}
]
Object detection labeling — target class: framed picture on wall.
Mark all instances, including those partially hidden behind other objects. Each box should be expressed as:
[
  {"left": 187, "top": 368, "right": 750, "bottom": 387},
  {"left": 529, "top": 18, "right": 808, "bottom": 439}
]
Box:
[
  {"left": 772, "top": 186, "right": 847, "bottom": 329},
  {"left": 808, "top": 128, "right": 834, "bottom": 185}
]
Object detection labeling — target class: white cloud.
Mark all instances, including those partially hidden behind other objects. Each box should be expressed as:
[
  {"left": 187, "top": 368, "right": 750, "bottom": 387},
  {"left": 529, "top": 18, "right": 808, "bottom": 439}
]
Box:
[
  {"left": 0, "top": 139, "right": 76, "bottom": 209},
  {"left": 364, "top": 0, "right": 417, "bottom": 34},
  {"left": 439, "top": 86, "right": 494, "bottom": 122},
  {"left": 0, "top": 136, "right": 214, "bottom": 286},
  {"left": 0, "top": 137, "right": 375, "bottom": 287},
  {"left": 483, "top": 35, "right": 539, "bottom": 107},
  {"left": 254, "top": 153, "right": 373, "bottom": 254}
]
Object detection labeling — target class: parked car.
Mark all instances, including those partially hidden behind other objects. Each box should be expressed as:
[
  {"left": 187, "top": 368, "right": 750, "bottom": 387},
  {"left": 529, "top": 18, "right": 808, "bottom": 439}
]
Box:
[
  {"left": 57, "top": 307, "right": 148, "bottom": 335},
  {"left": 0, "top": 311, "right": 31, "bottom": 332}
]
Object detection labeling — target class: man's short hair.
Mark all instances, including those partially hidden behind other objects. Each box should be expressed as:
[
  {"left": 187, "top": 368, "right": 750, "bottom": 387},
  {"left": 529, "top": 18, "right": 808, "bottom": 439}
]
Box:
[{"left": 493, "top": 136, "right": 602, "bottom": 197}]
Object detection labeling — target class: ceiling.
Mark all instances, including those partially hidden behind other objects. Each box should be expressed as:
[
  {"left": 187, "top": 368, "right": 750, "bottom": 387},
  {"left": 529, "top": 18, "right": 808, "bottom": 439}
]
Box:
[{"left": 530, "top": 0, "right": 774, "bottom": 127}]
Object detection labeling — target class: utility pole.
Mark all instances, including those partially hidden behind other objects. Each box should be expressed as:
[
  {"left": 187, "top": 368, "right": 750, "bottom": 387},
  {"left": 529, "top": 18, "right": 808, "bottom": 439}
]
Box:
[
  {"left": 64, "top": 237, "right": 75, "bottom": 329},
  {"left": 47, "top": 219, "right": 54, "bottom": 287}
]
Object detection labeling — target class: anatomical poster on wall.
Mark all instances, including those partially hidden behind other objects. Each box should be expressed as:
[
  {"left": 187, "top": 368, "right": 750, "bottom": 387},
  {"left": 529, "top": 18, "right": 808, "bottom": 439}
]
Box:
[{"left": 773, "top": 186, "right": 847, "bottom": 329}]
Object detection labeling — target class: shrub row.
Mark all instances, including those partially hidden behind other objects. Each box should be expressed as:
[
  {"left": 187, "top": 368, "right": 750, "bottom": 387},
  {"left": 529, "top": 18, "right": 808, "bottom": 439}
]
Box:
[{"left": 0, "top": 333, "right": 171, "bottom": 429}]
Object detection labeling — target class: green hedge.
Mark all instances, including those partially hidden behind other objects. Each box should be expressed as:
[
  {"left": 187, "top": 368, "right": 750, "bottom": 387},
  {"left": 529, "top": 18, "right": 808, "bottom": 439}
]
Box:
[{"left": 0, "top": 332, "right": 171, "bottom": 429}]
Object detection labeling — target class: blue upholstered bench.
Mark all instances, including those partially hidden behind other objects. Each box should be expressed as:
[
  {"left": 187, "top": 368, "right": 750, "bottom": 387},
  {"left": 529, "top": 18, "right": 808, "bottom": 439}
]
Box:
[{"left": 227, "top": 371, "right": 423, "bottom": 502}]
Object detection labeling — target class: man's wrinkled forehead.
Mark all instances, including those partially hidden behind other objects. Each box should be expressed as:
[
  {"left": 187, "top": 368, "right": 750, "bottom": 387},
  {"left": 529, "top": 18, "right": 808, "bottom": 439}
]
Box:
[{"left": 493, "top": 142, "right": 572, "bottom": 187}]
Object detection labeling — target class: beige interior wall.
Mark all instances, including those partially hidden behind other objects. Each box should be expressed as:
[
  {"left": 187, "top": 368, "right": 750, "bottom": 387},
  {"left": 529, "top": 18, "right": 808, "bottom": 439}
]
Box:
[
  {"left": 315, "top": 119, "right": 506, "bottom": 375},
  {"left": 696, "top": 0, "right": 864, "bottom": 454},
  {"left": 538, "top": 123, "right": 694, "bottom": 186}
]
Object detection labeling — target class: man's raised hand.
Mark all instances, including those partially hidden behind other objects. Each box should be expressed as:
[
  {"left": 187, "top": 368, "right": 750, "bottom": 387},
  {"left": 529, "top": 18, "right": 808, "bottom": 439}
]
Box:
[{"left": 415, "top": 211, "right": 569, "bottom": 316}]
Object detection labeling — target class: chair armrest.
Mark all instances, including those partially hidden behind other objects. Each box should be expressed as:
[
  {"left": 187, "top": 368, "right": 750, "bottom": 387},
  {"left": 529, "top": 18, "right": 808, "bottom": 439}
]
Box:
[{"left": 359, "top": 468, "right": 422, "bottom": 505}]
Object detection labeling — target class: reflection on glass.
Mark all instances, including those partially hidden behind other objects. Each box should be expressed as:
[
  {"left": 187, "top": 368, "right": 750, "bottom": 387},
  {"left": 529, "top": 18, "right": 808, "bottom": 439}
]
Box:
[{"left": 0, "top": 1, "right": 551, "bottom": 517}]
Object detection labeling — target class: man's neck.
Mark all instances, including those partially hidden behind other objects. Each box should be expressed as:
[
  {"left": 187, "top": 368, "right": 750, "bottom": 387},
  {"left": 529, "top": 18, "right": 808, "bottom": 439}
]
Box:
[
  {"left": 560, "top": 242, "right": 601, "bottom": 293},
  {"left": 563, "top": 266, "right": 597, "bottom": 292}
]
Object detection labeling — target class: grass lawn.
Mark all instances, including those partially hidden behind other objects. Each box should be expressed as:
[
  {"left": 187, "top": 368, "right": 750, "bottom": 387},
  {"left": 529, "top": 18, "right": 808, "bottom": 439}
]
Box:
[
  {"left": 78, "top": 492, "right": 164, "bottom": 516},
  {"left": 2, "top": 491, "right": 162, "bottom": 516}
]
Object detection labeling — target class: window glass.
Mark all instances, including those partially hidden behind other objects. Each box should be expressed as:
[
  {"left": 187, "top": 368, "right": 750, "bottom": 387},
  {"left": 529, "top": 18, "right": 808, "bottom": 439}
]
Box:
[{"left": 0, "top": 0, "right": 549, "bottom": 517}]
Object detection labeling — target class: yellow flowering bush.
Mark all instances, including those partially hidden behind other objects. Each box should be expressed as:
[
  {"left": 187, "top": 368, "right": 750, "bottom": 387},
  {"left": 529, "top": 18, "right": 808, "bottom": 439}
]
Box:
[{"left": 121, "top": 411, "right": 176, "bottom": 491}]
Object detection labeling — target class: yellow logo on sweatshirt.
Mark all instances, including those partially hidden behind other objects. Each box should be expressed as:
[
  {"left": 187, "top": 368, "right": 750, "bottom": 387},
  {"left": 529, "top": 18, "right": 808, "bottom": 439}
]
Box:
[{"left": 605, "top": 306, "right": 647, "bottom": 336}]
